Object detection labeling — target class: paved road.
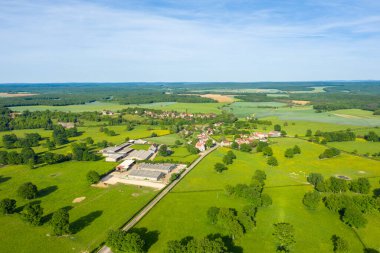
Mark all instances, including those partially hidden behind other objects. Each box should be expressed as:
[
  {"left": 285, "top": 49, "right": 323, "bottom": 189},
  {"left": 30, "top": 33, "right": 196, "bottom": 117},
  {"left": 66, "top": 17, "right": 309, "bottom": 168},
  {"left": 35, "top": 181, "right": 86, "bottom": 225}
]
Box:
[{"left": 98, "top": 144, "right": 219, "bottom": 253}]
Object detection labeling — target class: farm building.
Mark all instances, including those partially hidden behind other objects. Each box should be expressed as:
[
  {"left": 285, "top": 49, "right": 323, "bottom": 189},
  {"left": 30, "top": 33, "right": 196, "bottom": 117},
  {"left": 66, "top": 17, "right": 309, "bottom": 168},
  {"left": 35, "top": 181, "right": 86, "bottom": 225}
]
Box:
[
  {"left": 137, "top": 163, "right": 176, "bottom": 174},
  {"left": 105, "top": 153, "right": 126, "bottom": 162},
  {"left": 126, "top": 150, "right": 154, "bottom": 160},
  {"left": 101, "top": 142, "right": 131, "bottom": 156},
  {"left": 128, "top": 169, "right": 164, "bottom": 181},
  {"left": 220, "top": 140, "right": 232, "bottom": 147},
  {"left": 116, "top": 159, "right": 135, "bottom": 171},
  {"left": 134, "top": 139, "right": 148, "bottom": 144}
]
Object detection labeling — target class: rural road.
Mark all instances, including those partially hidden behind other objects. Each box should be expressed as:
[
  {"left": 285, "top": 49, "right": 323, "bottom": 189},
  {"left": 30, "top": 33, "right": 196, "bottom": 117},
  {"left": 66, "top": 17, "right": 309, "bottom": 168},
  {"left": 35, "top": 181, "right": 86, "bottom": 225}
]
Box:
[{"left": 98, "top": 144, "right": 219, "bottom": 253}]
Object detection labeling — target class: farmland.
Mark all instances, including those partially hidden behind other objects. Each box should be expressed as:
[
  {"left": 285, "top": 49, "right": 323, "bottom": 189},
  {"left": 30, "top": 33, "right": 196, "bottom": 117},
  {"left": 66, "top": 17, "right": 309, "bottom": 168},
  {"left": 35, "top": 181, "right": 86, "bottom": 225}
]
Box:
[{"left": 135, "top": 138, "right": 380, "bottom": 252}]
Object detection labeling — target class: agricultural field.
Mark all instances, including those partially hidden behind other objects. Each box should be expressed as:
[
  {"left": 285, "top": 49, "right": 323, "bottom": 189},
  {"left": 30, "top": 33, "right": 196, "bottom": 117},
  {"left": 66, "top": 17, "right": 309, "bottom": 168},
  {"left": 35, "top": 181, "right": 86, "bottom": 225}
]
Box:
[
  {"left": 9, "top": 101, "right": 224, "bottom": 114},
  {"left": 327, "top": 139, "right": 380, "bottom": 156},
  {"left": 135, "top": 138, "right": 380, "bottom": 252},
  {"left": 145, "top": 133, "right": 184, "bottom": 145},
  {"left": 225, "top": 102, "right": 380, "bottom": 126},
  {"left": 0, "top": 161, "right": 157, "bottom": 253}
]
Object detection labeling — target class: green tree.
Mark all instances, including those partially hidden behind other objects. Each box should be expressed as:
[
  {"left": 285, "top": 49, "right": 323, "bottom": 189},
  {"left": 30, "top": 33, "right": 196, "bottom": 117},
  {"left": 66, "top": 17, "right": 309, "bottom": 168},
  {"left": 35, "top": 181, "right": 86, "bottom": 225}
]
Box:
[
  {"left": 107, "top": 230, "right": 145, "bottom": 253},
  {"left": 327, "top": 177, "right": 348, "bottom": 193},
  {"left": 263, "top": 146, "right": 273, "bottom": 157},
  {"left": 50, "top": 208, "right": 70, "bottom": 236},
  {"left": 273, "top": 222, "right": 296, "bottom": 252},
  {"left": 293, "top": 145, "right": 301, "bottom": 154},
  {"left": 267, "top": 156, "right": 278, "bottom": 166},
  {"left": 158, "top": 145, "right": 170, "bottom": 157},
  {"left": 0, "top": 198, "right": 16, "bottom": 214},
  {"left": 302, "top": 191, "right": 321, "bottom": 209},
  {"left": 227, "top": 150, "right": 236, "bottom": 159},
  {"left": 307, "top": 173, "right": 324, "bottom": 187},
  {"left": 223, "top": 154, "right": 233, "bottom": 165},
  {"left": 274, "top": 124, "right": 282, "bottom": 131},
  {"left": 343, "top": 206, "right": 367, "bottom": 228},
  {"left": 17, "top": 182, "right": 38, "bottom": 199},
  {"left": 240, "top": 143, "right": 252, "bottom": 152},
  {"left": 349, "top": 177, "right": 371, "bottom": 194},
  {"left": 231, "top": 141, "right": 239, "bottom": 149},
  {"left": 284, "top": 148, "right": 294, "bottom": 158},
  {"left": 86, "top": 170, "right": 100, "bottom": 185},
  {"left": 253, "top": 170, "right": 266, "bottom": 184},
  {"left": 21, "top": 202, "right": 43, "bottom": 226},
  {"left": 206, "top": 139, "right": 213, "bottom": 148},
  {"left": 214, "top": 163, "right": 227, "bottom": 173},
  {"left": 332, "top": 235, "right": 350, "bottom": 253},
  {"left": 306, "top": 129, "right": 312, "bottom": 137}
]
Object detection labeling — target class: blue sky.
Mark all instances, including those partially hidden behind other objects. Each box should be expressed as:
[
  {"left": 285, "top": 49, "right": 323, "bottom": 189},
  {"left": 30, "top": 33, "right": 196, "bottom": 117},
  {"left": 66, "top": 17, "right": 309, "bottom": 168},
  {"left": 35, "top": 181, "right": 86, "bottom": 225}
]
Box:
[{"left": 1, "top": 0, "right": 380, "bottom": 82}]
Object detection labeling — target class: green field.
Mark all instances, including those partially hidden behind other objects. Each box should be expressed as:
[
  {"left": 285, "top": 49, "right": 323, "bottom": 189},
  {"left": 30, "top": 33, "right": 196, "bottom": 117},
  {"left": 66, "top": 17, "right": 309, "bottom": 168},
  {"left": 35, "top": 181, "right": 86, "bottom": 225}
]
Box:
[
  {"left": 135, "top": 138, "right": 380, "bottom": 252},
  {"left": 328, "top": 139, "right": 380, "bottom": 156},
  {"left": 0, "top": 161, "right": 156, "bottom": 253},
  {"left": 145, "top": 134, "right": 184, "bottom": 145},
  {"left": 155, "top": 146, "right": 199, "bottom": 164},
  {"left": 225, "top": 102, "right": 380, "bottom": 126},
  {"left": 9, "top": 101, "right": 224, "bottom": 114}
]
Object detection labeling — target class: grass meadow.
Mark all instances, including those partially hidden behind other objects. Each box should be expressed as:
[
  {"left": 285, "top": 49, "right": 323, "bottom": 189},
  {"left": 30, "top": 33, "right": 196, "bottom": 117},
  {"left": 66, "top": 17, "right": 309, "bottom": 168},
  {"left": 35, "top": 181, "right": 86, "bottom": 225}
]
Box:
[
  {"left": 0, "top": 161, "right": 157, "bottom": 253},
  {"left": 135, "top": 138, "right": 380, "bottom": 253}
]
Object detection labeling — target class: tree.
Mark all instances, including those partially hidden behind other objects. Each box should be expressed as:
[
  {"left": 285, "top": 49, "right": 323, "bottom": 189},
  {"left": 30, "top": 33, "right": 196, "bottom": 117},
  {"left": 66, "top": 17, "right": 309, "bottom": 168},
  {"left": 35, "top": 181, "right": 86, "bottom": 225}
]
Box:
[
  {"left": 306, "top": 129, "right": 312, "bottom": 137},
  {"left": 293, "top": 145, "right": 301, "bottom": 154},
  {"left": 273, "top": 222, "right": 295, "bottom": 252},
  {"left": 267, "top": 157, "right": 278, "bottom": 166},
  {"left": 332, "top": 235, "right": 349, "bottom": 253},
  {"left": 350, "top": 178, "right": 371, "bottom": 194},
  {"left": 87, "top": 170, "right": 101, "bottom": 184},
  {"left": 343, "top": 206, "right": 367, "bottom": 228},
  {"left": 169, "top": 173, "right": 180, "bottom": 183},
  {"left": 17, "top": 182, "right": 38, "bottom": 200},
  {"left": 50, "top": 208, "right": 70, "bottom": 236},
  {"left": 240, "top": 143, "right": 252, "bottom": 152},
  {"left": 217, "top": 208, "right": 244, "bottom": 240},
  {"left": 263, "top": 146, "right": 273, "bottom": 157},
  {"left": 223, "top": 154, "right": 233, "bottom": 165},
  {"left": 224, "top": 150, "right": 235, "bottom": 159},
  {"left": 207, "top": 206, "right": 220, "bottom": 224},
  {"left": 307, "top": 173, "right": 324, "bottom": 187},
  {"left": 302, "top": 191, "right": 321, "bottom": 209},
  {"left": 21, "top": 202, "right": 43, "bottom": 226},
  {"left": 0, "top": 198, "right": 16, "bottom": 214},
  {"left": 165, "top": 236, "right": 228, "bottom": 253},
  {"left": 256, "top": 141, "right": 268, "bottom": 152},
  {"left": 107, "top": 230, "right": 144, "bottom": 253},
  {"left": 327, "top": 177, "right": 348, "bottom": 193},
  {"left": 274, "top": 124, "right": 282, "bottom": 131},
  {"left": 158, "top": 145, "right": 170, "bottom": 157},
  {"left": 284, "top": 148, "right": 294, "bottom": 158},
  {"left": 231, "top": 141, "right": 239, "bottom": 149},
  {"left": 206, "top": 139, "right": 213, "bottom": 148},
  {"left": 253, "top": 170, "right": 266, "bottom": 184},
  {"left": 214, "top": 163, "right": 227, "bottom": 173}
]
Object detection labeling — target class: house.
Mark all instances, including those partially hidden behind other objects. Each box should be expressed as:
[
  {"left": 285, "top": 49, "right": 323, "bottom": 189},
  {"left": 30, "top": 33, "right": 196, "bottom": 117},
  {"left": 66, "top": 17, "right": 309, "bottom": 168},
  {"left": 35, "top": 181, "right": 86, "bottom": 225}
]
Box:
[
  {"left": 137, "top": 163, "right": 176, "bottom": 174},
  {"left": 252, "top": 132, "right": 268, "bottom": 140},
  {"left": 195, "top": 141, "right": 206, "bottom": 152},
  {"left": 102, "top": 110, "right": 114, "bottom": 116},
  {"left": 105, "top": 153, "right": 126, "bottom": 162},
  {"left": 116, "top": 159, "right": 135, "bottom": 171},
  {"left": 269, "top": 131, "right": 282, "bottom": 138},
  {"left": 128, "top": 169, "right": 164, "bottom": 181},
  {"left": 235, "top": 138, "right": 250, "bottom": 145},
  {"left": 220, "top": 140, "right": 232, "bottom": 147},
  {"left": 148, "top": 144, "right": 158, "bottom": 153}
]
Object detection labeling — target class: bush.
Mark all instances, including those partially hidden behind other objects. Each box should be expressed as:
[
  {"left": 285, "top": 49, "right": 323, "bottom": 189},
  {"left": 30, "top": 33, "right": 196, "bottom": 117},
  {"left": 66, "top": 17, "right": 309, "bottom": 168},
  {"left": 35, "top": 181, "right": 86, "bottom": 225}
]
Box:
[
  {"left": 17, "top": 182, "right": 38, "bottom": 200},
  {"left": 284, "top": 148, "right": 294, "bottom": 158},
  {"left": 267, "top": 156, "right": 278, "bottom": 166},
  {"left": 214, "top": 163, "right": 227, "bottom": 173},
  {"left": 21, "top": 202, "right": 43, "bottom": 226},
  {"left": 0, "top": 198, "right": 16, "bottom": 214},
  {"left": 50, "top": 208, "right": 70, "bottom": 236},
  {"left": 302, "top": 191, "right": 321, "bottom": 209},
  {"left": 86, "top": 170, "right": 101, "bottom": 184}
]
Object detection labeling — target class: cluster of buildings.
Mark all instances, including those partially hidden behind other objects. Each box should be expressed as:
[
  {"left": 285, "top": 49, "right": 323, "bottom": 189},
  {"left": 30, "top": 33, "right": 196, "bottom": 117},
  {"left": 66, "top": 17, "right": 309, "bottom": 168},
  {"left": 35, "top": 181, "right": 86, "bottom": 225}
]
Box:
[
  {"left": 220, "top": 131, "right": 281, "bottom": 147},
  {"left": 195, "top": 129, "right": 214, "bottom": 151},
  {"left": 140, "top": 110, "right": 217, "bottom": 120},
  {"left": 101, "top": 141, "right": 158, "bottom": 162}
]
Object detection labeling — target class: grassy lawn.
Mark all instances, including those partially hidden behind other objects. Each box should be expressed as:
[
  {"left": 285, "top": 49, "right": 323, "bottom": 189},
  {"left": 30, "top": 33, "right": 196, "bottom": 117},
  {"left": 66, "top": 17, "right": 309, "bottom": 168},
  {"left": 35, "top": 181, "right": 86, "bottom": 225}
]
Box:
[
  {"left": 155, "top": 146, "right": 199, "bottom": 164},
  {"left": 145, "top": 134, "right": 184, "bottom": 145},
  {"left": 135, "top": 138, "right": 380, "bottom": 252},
  {"left": 327, "top": 138, "right": 380, "bottom": 156},
  {"left": 0, "top": 161, "right": 157, "bottom": 253}
]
